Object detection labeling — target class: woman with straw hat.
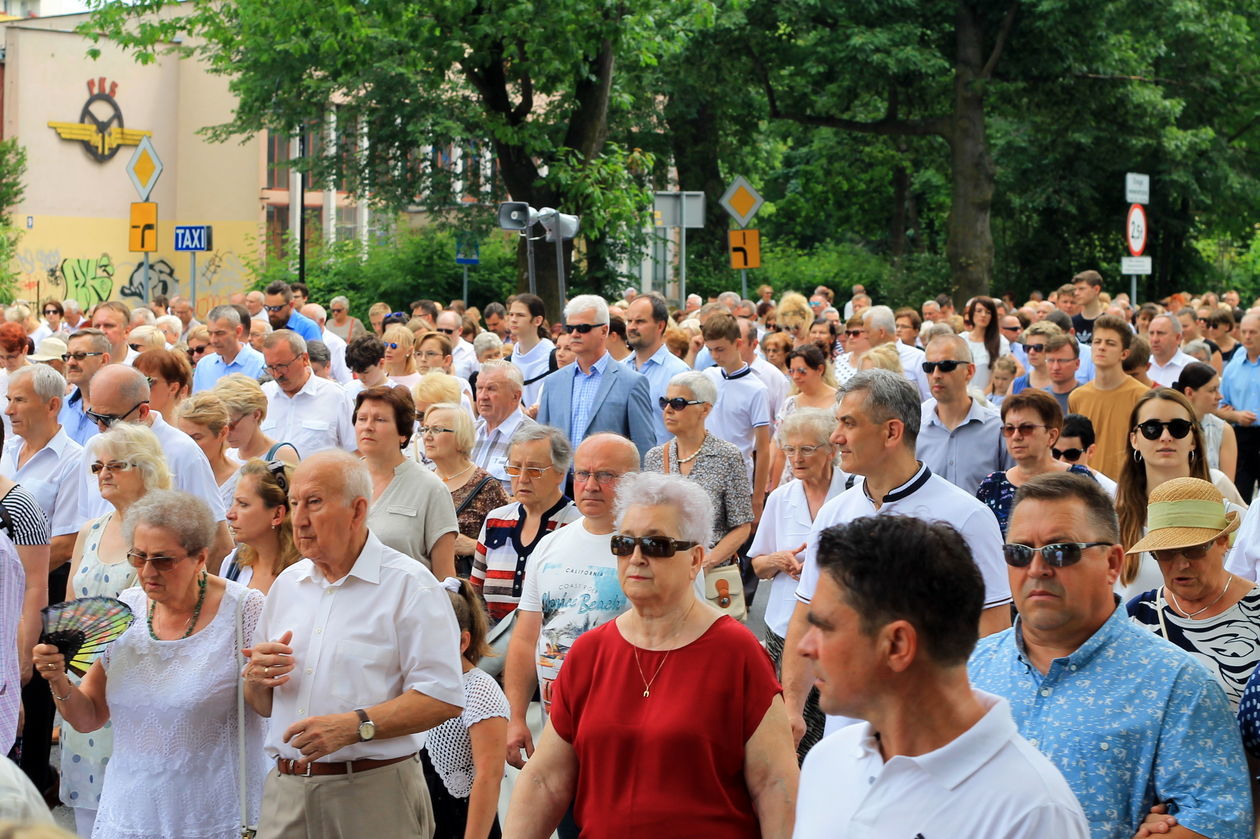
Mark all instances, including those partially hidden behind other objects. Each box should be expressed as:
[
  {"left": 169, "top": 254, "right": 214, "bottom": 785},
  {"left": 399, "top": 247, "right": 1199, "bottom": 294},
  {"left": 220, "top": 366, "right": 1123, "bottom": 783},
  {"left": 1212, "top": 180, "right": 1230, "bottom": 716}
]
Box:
[{"left": 1125, "top": 477, "right": 1257, "bottom": 711}]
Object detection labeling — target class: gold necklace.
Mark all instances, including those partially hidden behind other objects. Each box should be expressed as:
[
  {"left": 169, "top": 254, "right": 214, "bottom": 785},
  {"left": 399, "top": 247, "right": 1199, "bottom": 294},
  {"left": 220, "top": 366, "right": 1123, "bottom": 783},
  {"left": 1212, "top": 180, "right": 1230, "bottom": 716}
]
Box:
[{"left": 631, "top": 599, "right": 695, "bottom": 698}]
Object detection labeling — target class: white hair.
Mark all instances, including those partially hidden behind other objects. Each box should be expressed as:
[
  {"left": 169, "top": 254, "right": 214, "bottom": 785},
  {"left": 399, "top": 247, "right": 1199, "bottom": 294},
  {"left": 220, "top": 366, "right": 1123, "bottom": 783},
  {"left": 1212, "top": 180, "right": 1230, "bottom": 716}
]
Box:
[
  {"left": 10, "top": 364, "right": 66, "bottom": 403},
  {"left": 863, "top": 305, "right": 897, "bottom": 335},
  {"left": 613, "top": 471, "right": 713, "bottom": 547},
  {"left": 129, "top": 307, "right": 155, "bottom": 325},
  {"left": 477, "top": 359, "right": 523, "bottom": 392},
  {"left": 668, "top": 370, "right": 716, "bottom": 404},
  {"left": 564, "top": 294, "right": 609, "bottom": 325}
]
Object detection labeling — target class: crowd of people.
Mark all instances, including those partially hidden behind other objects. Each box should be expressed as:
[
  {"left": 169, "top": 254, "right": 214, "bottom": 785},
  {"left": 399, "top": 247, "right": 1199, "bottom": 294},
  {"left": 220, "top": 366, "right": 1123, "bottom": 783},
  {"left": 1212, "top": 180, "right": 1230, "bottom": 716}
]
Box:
[{"left": 0, "top": 272, "right": 1257, "bottom": 838}]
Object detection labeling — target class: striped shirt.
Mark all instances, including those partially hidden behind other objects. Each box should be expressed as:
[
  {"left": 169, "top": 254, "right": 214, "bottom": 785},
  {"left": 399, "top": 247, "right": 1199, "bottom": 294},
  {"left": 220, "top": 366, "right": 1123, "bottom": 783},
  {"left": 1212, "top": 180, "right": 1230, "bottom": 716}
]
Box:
[
  {"left": 0, "top": 531, "right": 22, "bottom": 755},
  {"left": 0, "top": 484, "right": 50, "bottom": 546},
  {"left": 471, "top": 497, "right": 581, "bottom": 625}
]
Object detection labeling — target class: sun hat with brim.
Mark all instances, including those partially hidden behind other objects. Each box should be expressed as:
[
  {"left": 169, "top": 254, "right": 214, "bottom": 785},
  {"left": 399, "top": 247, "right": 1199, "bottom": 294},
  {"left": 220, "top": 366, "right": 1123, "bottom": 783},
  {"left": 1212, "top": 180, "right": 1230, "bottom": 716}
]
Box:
[
  {"left": 1126, "top": 476, "right": 1240, "bottom": 555},
  {"left": 29, "top": 336, "right": 68, "bottom": 362}
]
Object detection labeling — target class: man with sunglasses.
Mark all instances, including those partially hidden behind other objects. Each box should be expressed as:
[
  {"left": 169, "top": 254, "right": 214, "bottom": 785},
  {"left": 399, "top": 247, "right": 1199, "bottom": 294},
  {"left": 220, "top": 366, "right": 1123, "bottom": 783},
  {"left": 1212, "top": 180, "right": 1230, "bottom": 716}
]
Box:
[
  {"left": 191, "top": 304, "right": 265, "bottom": 393},
  {"left": 536, "top": 295, "right": 654, "bottom": 462},
  {"left": 57, "top": 328, "right": 112, "bottom": 446},
  {"left": 781, "top": 370, "right": 1011, "bottom": 747},
  {"left": 1055, "top": 414, "right": 1118, "bottom": 497},
  {"left": 917, "top": 334, "right": 1011, "bottom": 494},
  {"left": 435, "top": 309, "right": 479, "bottom": 380},
  {"left": 969, "top": 472, "right": 1251, "bottom": 839},
  {"left": 263, "top": 280, "right": 322, "bottom": 343},
  {"left": 1069, "top": 315, "right": 1150, "bottom": 480}
]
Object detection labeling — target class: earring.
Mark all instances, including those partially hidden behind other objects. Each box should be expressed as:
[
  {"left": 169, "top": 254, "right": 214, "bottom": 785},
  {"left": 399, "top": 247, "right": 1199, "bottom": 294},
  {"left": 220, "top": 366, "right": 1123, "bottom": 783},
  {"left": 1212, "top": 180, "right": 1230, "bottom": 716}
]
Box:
[
  {"left": 1133, "top": 450, "right": 1143, "bottom": 463},
  {"left": 1189, "top": 449, "right": 1196, "bottom": 463}
]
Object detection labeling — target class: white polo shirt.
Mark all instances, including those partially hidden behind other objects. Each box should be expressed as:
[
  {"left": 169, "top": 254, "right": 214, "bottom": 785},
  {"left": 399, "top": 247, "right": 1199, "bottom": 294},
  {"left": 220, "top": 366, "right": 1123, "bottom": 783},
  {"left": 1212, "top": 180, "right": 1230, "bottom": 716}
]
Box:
[
  {"left": 255, "top": 532, "right": 466, "bottom": 762},
  {"left": 702, "top": 365, "right": 770, "bottom": 481},
  {"left": 793, "top": 691, "right": 1089, "bottom": 839},
  {"left": 893, "top": 341, "right": 931, "bottom": 400},
  {"left": 262, "top": 372, "right": 355, "bottom": 457},
  {"left": 0, "top": 428, "right": 83, "bottom": 538},
  {"left": 750, "top": 356, "right": 788, "bottom": 423},
  {"left": 511, "top": 338, "right": 556, "bottom": 408}
]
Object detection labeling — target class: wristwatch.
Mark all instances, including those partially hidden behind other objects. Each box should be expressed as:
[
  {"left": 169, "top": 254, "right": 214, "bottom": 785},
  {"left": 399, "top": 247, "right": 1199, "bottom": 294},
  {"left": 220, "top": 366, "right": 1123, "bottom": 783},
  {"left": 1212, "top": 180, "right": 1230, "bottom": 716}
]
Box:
[{"left": 355, "top": 708, "right": 376, "bottom": 741}]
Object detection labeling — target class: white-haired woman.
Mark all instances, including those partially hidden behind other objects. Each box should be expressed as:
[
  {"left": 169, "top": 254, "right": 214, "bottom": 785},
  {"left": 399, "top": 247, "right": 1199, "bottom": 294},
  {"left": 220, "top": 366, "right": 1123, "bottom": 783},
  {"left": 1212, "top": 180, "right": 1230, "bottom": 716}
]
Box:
[
  {"left": 506, "top": 471, "right": 798, "bottom": 839},
  {"left": 34, "top": 490, "right": 267, "bottom": 839},
  {"left": 422, "top": 402, "right": 509, "bottom": 578},
  {"left": 58, "top": 423, "right": 171, "bottom": 836},
  {"left": 749, "top": 408, "right": 847, "bottom": 760},
  {"left": 326, "top": 295, "right": 366, "bottom": 342},
  {"left": 644, "top": 371, "right": 753, "bottom": 570},
  {"left": 126, "top": 324, "right": 165, "bottom": 353}
]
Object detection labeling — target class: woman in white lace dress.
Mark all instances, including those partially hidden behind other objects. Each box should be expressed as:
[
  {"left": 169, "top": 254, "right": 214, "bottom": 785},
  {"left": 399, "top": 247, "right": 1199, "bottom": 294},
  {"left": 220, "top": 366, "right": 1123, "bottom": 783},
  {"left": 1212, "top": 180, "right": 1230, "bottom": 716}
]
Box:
[{"left": 33, "top": 490, "right": 267, "bottom": 839}]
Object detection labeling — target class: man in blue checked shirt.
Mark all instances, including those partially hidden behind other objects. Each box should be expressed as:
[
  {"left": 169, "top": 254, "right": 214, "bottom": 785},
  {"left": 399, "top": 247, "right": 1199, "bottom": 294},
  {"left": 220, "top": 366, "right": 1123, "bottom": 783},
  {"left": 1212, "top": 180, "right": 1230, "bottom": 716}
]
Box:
[{"left": 969, "top": 471, "right": 1252, "bottom": 839}]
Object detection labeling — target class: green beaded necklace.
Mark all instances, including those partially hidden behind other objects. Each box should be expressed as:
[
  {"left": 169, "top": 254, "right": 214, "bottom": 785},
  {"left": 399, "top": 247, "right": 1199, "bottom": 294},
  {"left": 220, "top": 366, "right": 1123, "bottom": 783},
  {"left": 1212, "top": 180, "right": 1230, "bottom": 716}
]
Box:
[{"left": 148, "top": 571, "right": 208, "bottom": 640}]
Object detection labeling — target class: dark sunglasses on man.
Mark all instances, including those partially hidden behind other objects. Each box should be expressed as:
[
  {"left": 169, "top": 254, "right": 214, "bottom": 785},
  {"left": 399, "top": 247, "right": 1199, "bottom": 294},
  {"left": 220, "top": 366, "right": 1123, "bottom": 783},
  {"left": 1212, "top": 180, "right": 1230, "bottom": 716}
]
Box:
[
  {"left": 1052, "top": 447, "right": 1084, "bottom": 462},
  {"left": 922, "top": 360, "right": 965, "bottom": 374},
  {"left": 562, "top": 322, "right": 605, "bottom": 334},
  {"left": 1002, "top": 541, "right": 1113, "bottom": 568},
  {"left": 86, "top": 400, "right": 147, "bottom": 428}
]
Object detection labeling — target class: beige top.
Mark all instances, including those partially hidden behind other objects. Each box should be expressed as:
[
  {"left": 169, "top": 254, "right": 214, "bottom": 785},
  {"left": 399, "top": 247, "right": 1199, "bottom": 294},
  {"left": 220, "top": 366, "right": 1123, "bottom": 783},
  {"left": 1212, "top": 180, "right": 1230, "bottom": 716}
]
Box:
[{"left": 367, "top": 459, "right": 459, "bottom": 568}]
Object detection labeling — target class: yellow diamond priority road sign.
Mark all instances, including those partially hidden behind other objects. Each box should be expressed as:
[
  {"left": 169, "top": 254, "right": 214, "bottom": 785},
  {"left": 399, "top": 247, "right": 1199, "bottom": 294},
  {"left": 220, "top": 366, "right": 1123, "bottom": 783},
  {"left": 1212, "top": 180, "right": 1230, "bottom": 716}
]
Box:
[
  {"left": 719, "top": 175, "right": 763, "bottom": 228},
  {"left": 126, "top": 136, "right": 163, "bottom": 201}
]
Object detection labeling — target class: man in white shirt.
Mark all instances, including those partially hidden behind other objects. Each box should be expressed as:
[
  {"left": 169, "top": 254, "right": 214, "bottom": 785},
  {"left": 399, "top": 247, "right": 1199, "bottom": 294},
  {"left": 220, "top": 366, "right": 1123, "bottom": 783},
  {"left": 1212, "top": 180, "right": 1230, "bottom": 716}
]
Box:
[
  {"left": 624, "top": 294, "right": 690, "bottom": 444},
  {"left": 244, "top": 450, "right": 465, "bottom": 839},
  {"left": 73, "top": 364, "right": 233, "bottom": 566},
  {"left": 701, "top": 312, "right": 770, "bottom": 519},
  {"left": 740, "top": 317, "right": 788, "bottom": 423},
  {"left": 864, "top": 305, "right": 930, "bottom": 399},
  {"left": 301, "top": 303, "right": 353, "bottom": 384},
  {"left": 1147, "top": 314, "right": 1196, "bottom": 387},
  {"left": 261, "top": 330, "right": 355, "bottom": 456},
  {"left": 472, "top": 361, "right": 535, "bottom": 493},
  {"left": 794, "top": 514, "right": 1088, "bottom": 838},
  {"left": 92, "top": 300, "right": 138, "bottom": 365},
  {"left": 507, "top": 294, "right": 555, "bottom": 409},
  {"left": 781, "top": 370, "right": 1012, "bottom": 744},
  {"left": 193, "top": 304, "right": 266, "bottom": 392},
  {"left": 436, "top": 310, "right": 479, "bottom": 381},
  {"left": 2, "top": 365, "right": 81, "bottom": 571},
  {"left": 246, "top": 290, "right": 268, "bottom": 322},
  {"left": 504, "top": 434, "right": 640, "bottom": 767}
]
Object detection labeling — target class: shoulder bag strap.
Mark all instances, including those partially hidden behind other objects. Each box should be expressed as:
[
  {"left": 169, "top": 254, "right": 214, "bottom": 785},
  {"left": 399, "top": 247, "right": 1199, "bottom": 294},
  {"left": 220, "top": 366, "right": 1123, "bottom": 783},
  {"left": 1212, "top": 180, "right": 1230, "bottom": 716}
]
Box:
[
  {"left": 264, "top": 441, "right": 300, "bottom": 461},
  {"left": 663, "top": 442, "right": 671, "bottom": 475},
  {"left": 456, "top": 475, "right": 494, "bottom": 516},
  {"left": 235, "top": 594, "right": 256, "bottom": 838}
]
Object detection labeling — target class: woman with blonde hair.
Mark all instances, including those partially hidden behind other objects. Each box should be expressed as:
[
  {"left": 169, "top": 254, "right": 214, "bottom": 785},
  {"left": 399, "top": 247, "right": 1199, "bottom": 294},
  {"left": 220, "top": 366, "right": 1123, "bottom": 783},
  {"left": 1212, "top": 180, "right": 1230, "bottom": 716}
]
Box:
[
  {"left": 211, "top": 373, "right": 298, "bottom": 464},
  {"left": 776, "top": 292, "right": 813, "bottom": 348},
  {"left": 221, "top": 459, "right": 300, "bottom": 594},
  {"left": 60, "top": 423, "right": 170, "bottom": 836},
  {"left": 126, "top": 325, "right": 165, "bottom": 353},
  {"left": 176, "top": 392, "right": 241, "bottom": 511},
  {"left": 382, "top": 323, "right": 420, "bottom": 387},
  {"left": 368, "top": 301, "right": 392, "bottom": 336},
  {"left": 184, "top": 324, "right": 211, "bottom": 367},
  {"left": 860, "top": 342, "right": 902, "bottom": 373}
]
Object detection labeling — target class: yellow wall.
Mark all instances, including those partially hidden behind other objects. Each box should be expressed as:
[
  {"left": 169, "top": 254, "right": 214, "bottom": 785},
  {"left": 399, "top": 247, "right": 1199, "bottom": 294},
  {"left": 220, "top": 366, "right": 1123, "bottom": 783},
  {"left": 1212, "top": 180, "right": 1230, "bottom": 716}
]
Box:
[{"left": 2, "top": 16, "right": 266, "bottom": 320}]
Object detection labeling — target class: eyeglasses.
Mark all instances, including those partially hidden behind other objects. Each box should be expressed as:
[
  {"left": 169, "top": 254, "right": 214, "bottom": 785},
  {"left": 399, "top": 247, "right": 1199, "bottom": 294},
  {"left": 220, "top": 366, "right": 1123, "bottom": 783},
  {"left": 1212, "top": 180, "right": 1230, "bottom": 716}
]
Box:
[
  {"left": 922, "top": 360, "right": 965, "bottom": 374},
  {"left": 573, "top": 470, "right": 623, "bottom": 485},
  {"left": 61, "top": 351, "right": 104, "bottom": 362},
  {"left": 435, "top": 327, "right": 456, "bottom": 335},
  {"left": 1003, "top": 541, "right": 1113, "bottom": 568},
  {"left": 781, "top": 444, "right": 825, "bottom": 457},
  {"left": 788, "top": 367, "right": 811, "bottom": 376},
  {"left": 610, "top": 534, "right": 699, "bottom": 558},
  {"left": 1025, "top": 343, "right": 1046, "bottom": 353},
  {"left": 562, "top": 323, "right": 606, "bottom": 334},
  {"left": 266, "top": 460, "right": 290, "bottom": 494},
  {"left": 659, "top": 396, "right": 704, "bottom": 411},
  {"left": 418, "top": 425, "right": 455, "bottom": 436},
  {"left": 265, "top": 357, "right": 301, "bottom": 375},
  {"left": 1001, "top": 423, "right": 1048, "bottom": 437},
  {"left": 86, "top": 401, "right": 146, "bottom": 428},
  {"left": 125, "top": 548, "right": 191, "bottom": 572},
  {"left": 90, "top": 460, "right": 135, "bottom": 475},
  {"left": 504, "top": 463, "right": 554, "bottom": 479},
  {"left": 264, "top": 304, "right": 288, "bottom": 313},
  {"left": 1052, "top": 447, "right": 1084, "bottom": 462},
  {"left": 844, "top": 329, "right": 865, "bottom": 338},
  {"left": 189, "top": 345, "right": 209, "bottom": 356},
  {"left": 1153, "top": 541, "right": 1214, "bottom": 563},
  {"left": 1135, "top": 419, "right": 1194, "bottom": 440},
  {"left": 416, "top": 350, "right": 444, "bottom": 360}
]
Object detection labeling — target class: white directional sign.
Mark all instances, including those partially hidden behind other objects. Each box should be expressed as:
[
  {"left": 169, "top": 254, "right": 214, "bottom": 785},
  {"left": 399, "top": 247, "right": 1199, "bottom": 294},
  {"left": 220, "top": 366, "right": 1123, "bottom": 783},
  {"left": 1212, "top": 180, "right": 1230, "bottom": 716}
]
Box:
[
  {"left": 719, "top": 176, "right": 763, "bottom": 228},
  {"left": 1121, "top": 256, "right": 1152, "bottom": 275},
  {"left": 1126, "top": 172, "right": 1149, "bottom": 205},
  {"left": 1127, "top": 204, "right": 1148, "bottom": 256}
]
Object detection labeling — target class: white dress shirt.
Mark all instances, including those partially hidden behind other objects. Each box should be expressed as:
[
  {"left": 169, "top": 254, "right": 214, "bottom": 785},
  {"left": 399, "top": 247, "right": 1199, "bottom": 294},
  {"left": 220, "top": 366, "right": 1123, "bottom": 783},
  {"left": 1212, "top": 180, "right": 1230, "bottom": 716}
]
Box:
[
  {"left": 451, "top": 337, "right": 480, "bottom": 381},
  {"left": 255, "top": 532, "right": 466, "bottom": 762},
  {"left": 1148, "top": 349, "right": 1196, "bottom": 388},
  {"left": 78, "top": 412, "right": 227, "bottom": 522},
  {"left": 261, "top": 373, "right": 355, "bottom": 457},
  {"left": 0, "top": 428, "right": 82, "bottom": 538},
  {"left": 751, "top": 356, "right": 789, "bottom": 424},
  {"left": 321, "top": 327, "right": 353, "bottom": 384}
]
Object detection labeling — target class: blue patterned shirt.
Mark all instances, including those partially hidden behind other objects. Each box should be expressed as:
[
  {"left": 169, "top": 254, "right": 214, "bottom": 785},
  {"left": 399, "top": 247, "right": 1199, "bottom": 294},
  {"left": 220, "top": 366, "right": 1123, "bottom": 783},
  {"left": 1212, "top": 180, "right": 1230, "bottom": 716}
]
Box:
[
  {"left": 568, "top": 352, "right": 610, "bottom": 444},
  {"left": 969, "top": 604, "right": 1253, "bottom": 839}
]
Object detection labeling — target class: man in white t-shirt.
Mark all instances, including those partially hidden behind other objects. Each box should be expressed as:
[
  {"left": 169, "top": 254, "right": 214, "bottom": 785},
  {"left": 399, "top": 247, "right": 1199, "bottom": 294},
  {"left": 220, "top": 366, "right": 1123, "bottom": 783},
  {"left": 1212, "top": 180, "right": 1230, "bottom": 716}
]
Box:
[
  {"left": 701, "top": 312, "right": 770, "bottom": 518},
  {"left": 504, "top": 433, "right": 640, "bottom": 768},
  {"left": 739, "top": 317, "right": 787, "bottom": 423},
  {"left": 794, "top": 515, "right": 1088, "bottom": 838},
  {"left": 507, "top": 294, "right": 555, "bottom": 408}
]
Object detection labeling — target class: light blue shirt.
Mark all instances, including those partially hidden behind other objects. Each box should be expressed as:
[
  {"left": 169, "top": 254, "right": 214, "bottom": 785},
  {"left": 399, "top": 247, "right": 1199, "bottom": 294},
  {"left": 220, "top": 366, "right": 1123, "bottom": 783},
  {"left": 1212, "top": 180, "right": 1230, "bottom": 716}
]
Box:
[
  {"left": 57, "top": 387, "right": 98, "bottom": 447},
  {"left": 916, "top": 396, "right": 1012, "bottom": 495},
  {"left": 192, "top": 344, "right": 265, "bottom": 392},
  {"left": 969, "top": 604, "right": 1253, "bottom": 839},
  {"left": 625, "top": 343, "right": 690, "bottom": 444},
  {"left": 569, "top": 352, "right": 611, "bottom": 443},
  {"left": 1222, "top": 349, "right": 1260, "bottom": 424},
  {"left": 282, "top": 310, "right": 323, "bottom": 343}
]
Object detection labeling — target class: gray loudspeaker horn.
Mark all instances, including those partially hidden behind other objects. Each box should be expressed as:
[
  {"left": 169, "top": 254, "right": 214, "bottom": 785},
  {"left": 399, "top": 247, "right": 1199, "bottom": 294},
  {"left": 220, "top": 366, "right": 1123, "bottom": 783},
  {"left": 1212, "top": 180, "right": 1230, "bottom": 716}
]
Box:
[
  {"left": 537, "top": 208, "right": 580, "bottom": 242},
  {"left": 497, "top": 202, "right": 539, "bottom": 231}
]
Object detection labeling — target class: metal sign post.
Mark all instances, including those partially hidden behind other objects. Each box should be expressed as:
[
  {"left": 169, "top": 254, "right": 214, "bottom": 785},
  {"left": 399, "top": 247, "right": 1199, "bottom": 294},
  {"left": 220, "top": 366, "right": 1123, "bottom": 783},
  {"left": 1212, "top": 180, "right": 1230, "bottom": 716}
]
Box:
[
  {"left": 1123, "top": 173, "right": 1151, "bottom": 299},
  {"left": 126, "top": 138, "right": 163, "bottom": 303},
  {"left": 175, "top": 226, "right": 213, "bottom": 309},
  {"left": 652, "top": 192, "right": 705, "bottom": 304},
  {"left": 720, "top": 177, "right": 765, "bottom": 299}
]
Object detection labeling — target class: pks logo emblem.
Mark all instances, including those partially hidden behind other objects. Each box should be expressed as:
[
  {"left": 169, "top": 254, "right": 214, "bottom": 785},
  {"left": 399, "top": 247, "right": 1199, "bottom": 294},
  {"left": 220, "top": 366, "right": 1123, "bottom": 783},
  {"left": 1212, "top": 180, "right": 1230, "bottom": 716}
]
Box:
[{"left": 48, "top": 77, "right": 152, "bottom": 163}]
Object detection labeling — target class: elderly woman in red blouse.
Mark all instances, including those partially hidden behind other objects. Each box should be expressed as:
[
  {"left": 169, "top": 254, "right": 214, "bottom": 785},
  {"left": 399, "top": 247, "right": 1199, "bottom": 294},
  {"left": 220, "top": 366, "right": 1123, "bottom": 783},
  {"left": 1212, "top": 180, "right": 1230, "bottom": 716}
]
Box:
[{"left": 504, "top": 471, "right": 799, "bottom": 839}]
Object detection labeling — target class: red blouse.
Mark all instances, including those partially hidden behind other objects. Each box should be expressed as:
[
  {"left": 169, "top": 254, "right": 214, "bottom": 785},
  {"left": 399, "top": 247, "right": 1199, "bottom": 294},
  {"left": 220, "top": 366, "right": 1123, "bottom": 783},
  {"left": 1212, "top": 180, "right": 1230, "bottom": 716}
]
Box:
[{"left": 549, "top": 615, "right": 782, "bottom": 839}]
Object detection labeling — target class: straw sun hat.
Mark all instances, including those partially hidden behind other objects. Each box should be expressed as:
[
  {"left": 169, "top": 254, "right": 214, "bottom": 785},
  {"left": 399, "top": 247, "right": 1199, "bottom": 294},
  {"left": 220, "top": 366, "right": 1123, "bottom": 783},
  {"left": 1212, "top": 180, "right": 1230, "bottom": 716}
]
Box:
[{"left": 1126, "top": 477, "right": 1240, "bottom": 556}]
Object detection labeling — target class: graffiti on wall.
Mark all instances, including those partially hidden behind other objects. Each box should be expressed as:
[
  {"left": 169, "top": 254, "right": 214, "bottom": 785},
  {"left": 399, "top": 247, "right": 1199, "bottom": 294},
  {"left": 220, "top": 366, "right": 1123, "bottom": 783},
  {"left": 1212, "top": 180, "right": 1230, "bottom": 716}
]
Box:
[
  {"left": 119, "top": 258, "right": 175, "bottom": 301},
  {"left": 58, "top": 254, "right": 116, "bottom": 308}
]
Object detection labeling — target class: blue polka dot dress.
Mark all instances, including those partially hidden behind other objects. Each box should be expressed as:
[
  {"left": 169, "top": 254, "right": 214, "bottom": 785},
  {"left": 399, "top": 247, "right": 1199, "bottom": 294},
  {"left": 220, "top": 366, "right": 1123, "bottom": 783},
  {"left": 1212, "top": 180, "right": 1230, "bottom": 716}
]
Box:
[{"left": 60, "top": 513, "right": 137, "bottom": 813}]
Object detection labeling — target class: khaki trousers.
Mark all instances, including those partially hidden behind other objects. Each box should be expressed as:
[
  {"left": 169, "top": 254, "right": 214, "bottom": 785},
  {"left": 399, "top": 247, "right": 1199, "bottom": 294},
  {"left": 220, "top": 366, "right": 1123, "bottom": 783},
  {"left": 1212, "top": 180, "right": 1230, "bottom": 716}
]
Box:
[{"left": 257, "top": 755, "right": 434, "bottom": 839}]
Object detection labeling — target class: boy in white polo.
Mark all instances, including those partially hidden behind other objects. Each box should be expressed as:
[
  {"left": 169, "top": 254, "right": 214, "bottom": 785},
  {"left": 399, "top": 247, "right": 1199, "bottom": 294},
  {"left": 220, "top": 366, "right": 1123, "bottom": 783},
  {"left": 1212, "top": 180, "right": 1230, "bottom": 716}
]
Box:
[
  {"left": 700, "top": 312, "right": 770, "bottom": 517},
  {"left": 794, "top": 516, "right": 1087, "bottom": 839}
]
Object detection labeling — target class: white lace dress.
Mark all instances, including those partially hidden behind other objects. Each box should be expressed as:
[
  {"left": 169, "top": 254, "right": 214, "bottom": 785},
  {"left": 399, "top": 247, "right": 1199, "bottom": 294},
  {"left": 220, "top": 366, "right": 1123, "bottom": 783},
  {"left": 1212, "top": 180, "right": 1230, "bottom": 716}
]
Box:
[
  {"left": 92, "top": 581, "right": 268, "bottom": 839},
  {"left": 424, "top": 667, "right": 509, "bottom": 798}
]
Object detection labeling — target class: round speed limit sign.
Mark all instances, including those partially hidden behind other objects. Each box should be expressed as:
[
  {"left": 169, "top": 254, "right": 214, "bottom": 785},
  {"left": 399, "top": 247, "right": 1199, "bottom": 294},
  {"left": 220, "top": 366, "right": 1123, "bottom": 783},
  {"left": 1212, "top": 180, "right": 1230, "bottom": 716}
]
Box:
[{"left": 1127, "top": 204, "right": 1148, "bottom": 256}]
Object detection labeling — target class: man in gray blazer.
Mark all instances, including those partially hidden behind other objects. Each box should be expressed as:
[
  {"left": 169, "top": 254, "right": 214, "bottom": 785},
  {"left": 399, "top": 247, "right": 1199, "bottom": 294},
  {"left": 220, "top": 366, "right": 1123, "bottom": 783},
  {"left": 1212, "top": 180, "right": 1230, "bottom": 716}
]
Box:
[{"left": 537, "top": 295, "right": 654, "bottom": 461}]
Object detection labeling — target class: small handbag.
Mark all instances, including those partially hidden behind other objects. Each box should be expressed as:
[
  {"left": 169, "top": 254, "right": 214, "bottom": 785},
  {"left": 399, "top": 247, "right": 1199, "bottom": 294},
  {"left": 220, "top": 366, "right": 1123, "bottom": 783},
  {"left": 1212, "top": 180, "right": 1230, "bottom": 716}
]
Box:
[{"left": 664, "top": 441, "right": 747, "bottom": 621}]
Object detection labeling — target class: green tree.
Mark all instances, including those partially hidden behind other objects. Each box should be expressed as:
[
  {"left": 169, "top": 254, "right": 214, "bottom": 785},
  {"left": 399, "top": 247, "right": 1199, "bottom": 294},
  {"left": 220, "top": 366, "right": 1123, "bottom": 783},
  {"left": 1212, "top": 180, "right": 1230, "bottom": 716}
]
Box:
[{"left": 0, "top": 138, "right": 27, "bottom": 300}]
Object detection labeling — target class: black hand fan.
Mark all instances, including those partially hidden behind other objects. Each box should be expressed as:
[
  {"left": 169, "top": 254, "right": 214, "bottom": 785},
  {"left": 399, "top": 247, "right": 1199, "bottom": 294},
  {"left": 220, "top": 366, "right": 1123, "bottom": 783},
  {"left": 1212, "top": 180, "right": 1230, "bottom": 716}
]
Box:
[{"left": 39, "top": 596, "right": 135, "bottom": 676}]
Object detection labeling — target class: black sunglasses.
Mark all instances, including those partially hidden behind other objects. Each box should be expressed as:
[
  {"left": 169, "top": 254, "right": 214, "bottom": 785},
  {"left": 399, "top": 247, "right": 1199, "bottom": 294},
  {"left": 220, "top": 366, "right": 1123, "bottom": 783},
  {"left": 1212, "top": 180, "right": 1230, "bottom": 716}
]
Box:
[
  {"left": 922, "top": 360, "right": 965, "bottom": 374},
  {"left": 659, "top": 396, "right": 704, "bottom": 411},
  {"left": 128, "top": 343, "right": 146, "bottom": 352},
  {"left": 1135, "top": 419, "right": 1194, "bottom": 440},
  {"left": 610, "top": 534, "right": 699, "bottom": 558},
  {"left": 1025, "top": 343, "right": 1046, "bottom": 353},
  {"left": 43, "top": 309, "right": 59, "bottom": 316},
  {"left": 1003, "top": 541, "right": 1113, "bottom": 568},
  {"left": 86, "top": 400, "right": 147, "bottom": 428},
  {"left": 264, "top": 304, "right": 288, "bottom": 313},
  {"left": 435, "top": 327, "right": 456, "bottom": 335},
  {"left": 1052, "top": 447, "right": 1084, "bottom": 462},
  {"left": 562, "top": 322, "right": 606, "bottom": 334},
  {"left": 844, "top": 329, "right": 865, "bottom": 338}
]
